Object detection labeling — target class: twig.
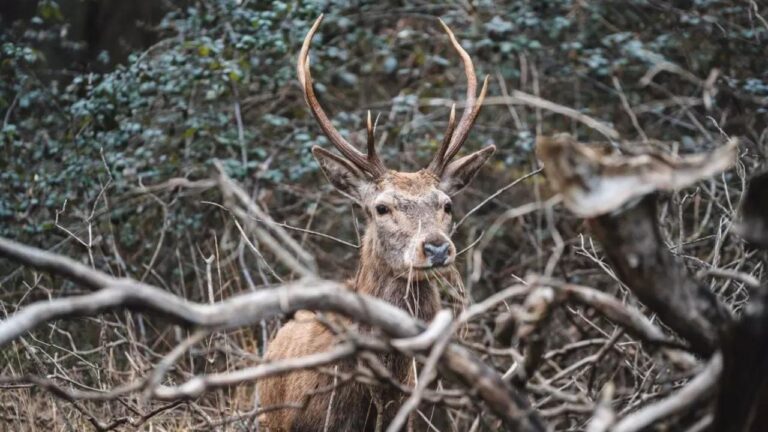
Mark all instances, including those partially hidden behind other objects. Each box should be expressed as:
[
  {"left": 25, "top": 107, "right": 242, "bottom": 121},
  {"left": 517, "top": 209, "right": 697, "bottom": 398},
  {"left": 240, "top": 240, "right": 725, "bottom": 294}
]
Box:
[
  {"left": 387, "top": 311, "right": 454, "bottom": 432},
  {"left": 423, "top": 93, "right": 620, "bottom": 140},
  {"left": 453, "top": 168, "right": 543, "bottom": 232}
]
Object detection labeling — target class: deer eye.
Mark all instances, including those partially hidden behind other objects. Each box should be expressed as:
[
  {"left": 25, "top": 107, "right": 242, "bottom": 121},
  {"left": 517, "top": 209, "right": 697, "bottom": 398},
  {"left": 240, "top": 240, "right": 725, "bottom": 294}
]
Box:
[
  {"left": 443, "top": 202, "right": 452, "bottom": 214},
  {"left": 375, "top": 205, "right": 390, "bottom": 215}
]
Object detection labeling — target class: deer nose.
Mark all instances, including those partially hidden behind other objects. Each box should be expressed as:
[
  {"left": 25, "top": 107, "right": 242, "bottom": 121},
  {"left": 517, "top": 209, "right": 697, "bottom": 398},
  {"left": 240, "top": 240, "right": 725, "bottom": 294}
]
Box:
[{"left": 423, "top": 241, "right": 450, "bottom": 266}]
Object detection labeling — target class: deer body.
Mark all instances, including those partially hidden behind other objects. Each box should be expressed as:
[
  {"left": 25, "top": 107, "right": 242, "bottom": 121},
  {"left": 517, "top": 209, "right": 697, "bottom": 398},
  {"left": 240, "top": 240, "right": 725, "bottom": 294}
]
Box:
[
  {"left": 258, "top": 15, "right": 493, "bottom": 431},
  {"left": 259, "top": 217, "right": 444, "bottom": 430}
]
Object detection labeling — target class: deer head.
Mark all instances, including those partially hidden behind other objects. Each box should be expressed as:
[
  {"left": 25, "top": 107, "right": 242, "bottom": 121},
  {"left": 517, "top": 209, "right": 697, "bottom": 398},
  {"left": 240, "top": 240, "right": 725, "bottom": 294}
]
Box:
[{"left": 299, "top": 15, "right": 495, "bottom": 281}]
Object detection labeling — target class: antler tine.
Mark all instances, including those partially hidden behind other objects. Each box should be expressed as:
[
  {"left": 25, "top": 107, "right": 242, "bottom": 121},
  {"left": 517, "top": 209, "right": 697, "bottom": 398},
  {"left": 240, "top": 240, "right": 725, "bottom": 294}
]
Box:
[
  {"left": 443, "top": 75, "right": 489, "bottom": 165},
  {"left": 429, "top": 19, "right": 488, "bottom": 174},
  {"left": 427, "top": 103, "right": 457, "bottom": 173},
  {"left": 299, "top": 15, "right": 386, "bottom": 178},
  {"left": 366, "top": 110, "right": 375, "bottom": 154},
  {"left": 365, "top": 111, "right": 386, "bottom": 171},
  {"left": 438, "top": 19, "right": 477, "bottom": 114}
]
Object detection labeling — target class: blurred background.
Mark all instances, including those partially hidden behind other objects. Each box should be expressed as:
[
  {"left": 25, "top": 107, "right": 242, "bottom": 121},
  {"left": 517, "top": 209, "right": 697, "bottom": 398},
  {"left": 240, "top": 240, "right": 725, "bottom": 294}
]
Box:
[{"left": 0, "top": 0, "right": 766, "bottom": 429}]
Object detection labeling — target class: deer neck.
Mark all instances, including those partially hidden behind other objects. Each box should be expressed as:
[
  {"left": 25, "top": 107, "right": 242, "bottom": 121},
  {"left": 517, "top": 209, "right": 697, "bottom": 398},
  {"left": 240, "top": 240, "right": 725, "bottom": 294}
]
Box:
[{"left": 352, "top": 233, "right": 445, "bottom": 322}]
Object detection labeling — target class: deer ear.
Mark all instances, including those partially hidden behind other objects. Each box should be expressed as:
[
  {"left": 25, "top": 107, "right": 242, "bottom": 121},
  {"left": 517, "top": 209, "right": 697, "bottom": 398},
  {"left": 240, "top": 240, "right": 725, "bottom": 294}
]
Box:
[
  {"left": 312, "top": 146, "right": 370, "bottom": 202},
  {"left": 439, "top": 145, "right": 496, "bottom": 196}
]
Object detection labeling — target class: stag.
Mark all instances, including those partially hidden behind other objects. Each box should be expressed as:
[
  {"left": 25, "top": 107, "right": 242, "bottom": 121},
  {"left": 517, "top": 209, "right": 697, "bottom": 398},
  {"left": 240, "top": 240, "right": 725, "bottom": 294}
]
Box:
[{"left": 258, "top": 15, "right": 494, "bottom": 431}]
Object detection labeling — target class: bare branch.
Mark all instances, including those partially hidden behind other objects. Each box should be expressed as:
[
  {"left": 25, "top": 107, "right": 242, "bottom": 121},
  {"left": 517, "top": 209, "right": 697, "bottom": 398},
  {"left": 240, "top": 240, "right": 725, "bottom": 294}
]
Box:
[
  {"left": 387, "top": 310, "right": 454, "bottom": 432},
  {"left": 422, "top": 93, "right": 620, "bottom": 140},
  {"left": 153, "top": 343, "right": 357, "bottom": 400},
  {"left": 535, "top": 276, "right": 685, "bottom": 348},
  {"left": 391, "top": 309, "right": 453, "bottom": 352}
]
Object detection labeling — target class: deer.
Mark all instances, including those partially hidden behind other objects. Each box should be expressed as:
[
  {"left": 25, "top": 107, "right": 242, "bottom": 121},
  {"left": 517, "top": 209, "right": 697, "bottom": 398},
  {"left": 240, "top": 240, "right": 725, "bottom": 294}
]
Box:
[{"left": 258, "top": 15, "right": 494, "bottom": 431}]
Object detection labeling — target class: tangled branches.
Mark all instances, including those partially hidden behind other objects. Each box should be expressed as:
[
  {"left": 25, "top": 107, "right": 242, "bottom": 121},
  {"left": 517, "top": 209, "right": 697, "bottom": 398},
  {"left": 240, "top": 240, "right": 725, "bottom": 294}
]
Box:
[{"left": 1, "top": 137, "right": 766, "bottom": 431}]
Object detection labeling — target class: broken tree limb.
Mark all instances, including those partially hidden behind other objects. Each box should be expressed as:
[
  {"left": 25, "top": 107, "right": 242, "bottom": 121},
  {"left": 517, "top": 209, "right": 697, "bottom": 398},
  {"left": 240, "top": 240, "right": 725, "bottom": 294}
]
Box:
[{"left": 535, "top": 134, "right": 738, "bottom": 219}]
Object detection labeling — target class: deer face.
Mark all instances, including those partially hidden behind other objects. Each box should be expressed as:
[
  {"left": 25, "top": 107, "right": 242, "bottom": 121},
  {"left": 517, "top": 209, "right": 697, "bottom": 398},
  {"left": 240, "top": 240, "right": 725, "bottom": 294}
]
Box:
[
  {"left": 300, "top": 15, "right": 494, "bottom": 278},
  {"left": 312, "top": 151, "right": 494, "bottom": 276},
  {"left": 370, "top": 172, "right": 454, "bottom": 273}
]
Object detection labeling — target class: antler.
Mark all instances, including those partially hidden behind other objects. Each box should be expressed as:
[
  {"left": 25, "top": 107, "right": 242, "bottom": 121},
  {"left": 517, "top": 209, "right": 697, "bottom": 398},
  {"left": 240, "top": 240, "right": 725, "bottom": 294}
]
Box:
[
  {"left": 427, "top": 19, "right": 489, "bottom": 176},
  {"left": 298, "top": 15, "right": 387, "bottom": 178}
]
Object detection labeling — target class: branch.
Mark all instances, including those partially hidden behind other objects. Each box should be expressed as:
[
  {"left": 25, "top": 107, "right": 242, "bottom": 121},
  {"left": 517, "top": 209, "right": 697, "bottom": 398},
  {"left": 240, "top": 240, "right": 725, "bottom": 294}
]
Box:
[
  {"left": 423, "top": 93, "right": 620, "bottom": 140},
  {"left": 214, "top": 160, "right": 317, "bottom": 277},
  {"left": 0, "top": 236, "right": 115, "bottom": 291},
  {"left": 536, "top": 276, "right": 685, "bottom": 349},
  {"left": 153, "top": 343, "right": 357, "bottom": 400},
  {"left": 387, "top": 310, "right": 454, "bottom": 432}
]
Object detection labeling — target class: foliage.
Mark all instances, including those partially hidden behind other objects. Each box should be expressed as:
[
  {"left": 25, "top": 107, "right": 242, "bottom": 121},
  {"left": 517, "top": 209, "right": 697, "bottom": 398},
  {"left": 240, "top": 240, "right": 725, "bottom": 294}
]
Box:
[{"left": 1, "top": 0, "right": 766, "bottom": 245}]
